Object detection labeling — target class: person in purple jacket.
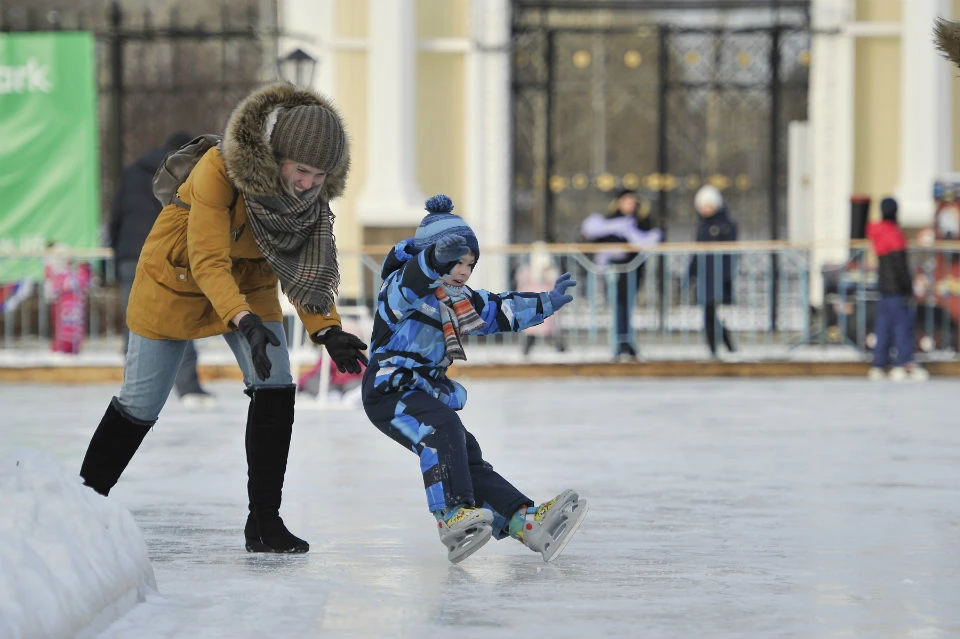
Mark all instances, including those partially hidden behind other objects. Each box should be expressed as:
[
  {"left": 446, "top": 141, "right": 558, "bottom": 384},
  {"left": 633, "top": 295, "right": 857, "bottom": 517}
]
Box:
[{"left": 580, "top": 188, "right": 663, "bottom": 361}]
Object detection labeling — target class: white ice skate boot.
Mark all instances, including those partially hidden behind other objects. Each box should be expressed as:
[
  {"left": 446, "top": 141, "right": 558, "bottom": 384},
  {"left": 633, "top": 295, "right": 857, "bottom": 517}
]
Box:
[
  {"left": 867, "top": 367, "right": 886, "bottom": 381},
  {"left": 520, "top": 489, "right": 589, "bottom": 562},
  {"left": 436, "top": 506, "right": 494, "bottom": 564},
  {"left": 907, "top": 364, "right": 930, "bottom": 381}
]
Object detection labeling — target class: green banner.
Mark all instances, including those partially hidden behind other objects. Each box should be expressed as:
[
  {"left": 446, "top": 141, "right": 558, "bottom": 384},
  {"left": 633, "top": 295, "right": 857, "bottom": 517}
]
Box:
[{"left": 0, "top": 32, "right": 100, "bottom": 279}]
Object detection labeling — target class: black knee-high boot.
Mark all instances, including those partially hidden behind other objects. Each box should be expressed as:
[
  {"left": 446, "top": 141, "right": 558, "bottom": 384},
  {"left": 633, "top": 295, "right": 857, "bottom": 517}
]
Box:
[
  {"left": 79, "top": 398, "right": 154, "bottom": 496},
  {"left": 243, "top": 385, "right": 308, "bottom": 553}
]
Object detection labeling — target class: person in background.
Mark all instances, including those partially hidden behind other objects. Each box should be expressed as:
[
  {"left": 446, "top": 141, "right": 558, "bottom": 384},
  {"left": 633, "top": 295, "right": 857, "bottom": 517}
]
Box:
[
  {"left": 80, "top": 82, "right": 368, "bottom": 554},
  {"left": 580, "top": 188, "right": 662, "bottom": 362},
  {"left": 689, "top": 185, "right": 738, "bottom": 359},
  {"left": 514, "top": 241, "right": 566, "bottom": 356},
  {"left": 109, "top": 131, "right": 217, "bottom": 408},
  {"left": 866, "top": 197, "right": 928, "bottom": 381}
]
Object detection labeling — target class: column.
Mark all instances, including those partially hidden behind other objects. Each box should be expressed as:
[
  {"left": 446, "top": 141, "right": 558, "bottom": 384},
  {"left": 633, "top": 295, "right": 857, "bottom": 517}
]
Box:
[
  {"left": 465, "top": 0, "right": 511, "bottom": 291},
  {"left": 897, "top": 0, "right": 953, "bottom": 227},
  {"left": 808, "top": 0, "right": 855, "bottom": 306},
  {"left": 355, "top": 0, "right": 425, "bottom": 226}
]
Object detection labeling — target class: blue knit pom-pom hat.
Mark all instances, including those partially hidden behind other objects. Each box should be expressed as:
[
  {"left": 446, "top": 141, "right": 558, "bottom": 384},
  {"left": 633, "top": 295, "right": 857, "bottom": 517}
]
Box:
[{"left": 412, "top": 194, "right": 480, "bottom": 258}]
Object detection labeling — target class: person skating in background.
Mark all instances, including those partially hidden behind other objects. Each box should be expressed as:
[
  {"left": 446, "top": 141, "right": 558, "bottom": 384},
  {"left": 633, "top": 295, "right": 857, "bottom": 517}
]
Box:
[
  {"left": 108, "top": 131, "right": 217, "bottom": 408},
  {"left": 689, "top": 185, "right": 738, "bottom": 359},
  {"left": 866, "top": 197, "right": 928, "bottom": 381},
  {"left": 580, "top": 187, "right": 662, "bottom": 361},
  {"left": 361, "top": 194, "right": 588, "bottom": 564},
  {"left": 79, "top": 82, "right": 368, "bottom": 554},
  {"left": 514, "top": 241, "right": 566, "bottom": 356}
]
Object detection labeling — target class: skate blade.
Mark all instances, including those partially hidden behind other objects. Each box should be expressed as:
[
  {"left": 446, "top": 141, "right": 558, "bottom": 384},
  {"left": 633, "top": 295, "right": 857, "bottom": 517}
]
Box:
[
  {"left": 446, "top": 524, "right": 493, "bottom": 564},
  {"left": 245, "top": 538, "right": 310, "bottom": 554},
  {"left": 541, "top": 498, "right": 589, "bottom": 563}
]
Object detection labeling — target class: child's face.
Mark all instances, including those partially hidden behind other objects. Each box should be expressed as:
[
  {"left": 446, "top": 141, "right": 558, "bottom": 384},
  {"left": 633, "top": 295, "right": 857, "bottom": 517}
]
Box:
[
  {"left": 697, "top": 204, "right": 717, "bottom": 218},
  {"left": 441, "top": 252, "right": 477, "bottom": 287}
]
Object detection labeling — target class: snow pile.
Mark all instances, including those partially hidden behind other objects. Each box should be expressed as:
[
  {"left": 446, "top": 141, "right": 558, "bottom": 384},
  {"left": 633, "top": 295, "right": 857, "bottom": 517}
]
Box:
[{"left": 0, "top": 448, "right": 156, "bottom": 639}]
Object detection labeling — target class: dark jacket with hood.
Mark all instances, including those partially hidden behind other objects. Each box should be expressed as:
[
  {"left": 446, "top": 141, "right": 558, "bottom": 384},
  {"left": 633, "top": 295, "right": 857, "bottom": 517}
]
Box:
[
  {"left": 108, "top": 146, "right": 171, "bottom": 263},
  {"left": 689, "top": 206, "right": 738, "bottom": 305}
]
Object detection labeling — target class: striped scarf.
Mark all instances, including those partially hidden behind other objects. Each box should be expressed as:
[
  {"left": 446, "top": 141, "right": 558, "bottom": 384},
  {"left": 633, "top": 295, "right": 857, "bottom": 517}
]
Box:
[
  {"left": 435, "top": 285, "right": 484, "bottom": 362},
  {"left": 242, "top": 187, "right": 339, "bottom": 315}
]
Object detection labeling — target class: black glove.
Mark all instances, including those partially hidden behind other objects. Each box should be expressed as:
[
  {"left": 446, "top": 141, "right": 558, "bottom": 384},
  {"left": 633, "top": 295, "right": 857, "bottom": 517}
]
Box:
[
  {"left": 237, "top": 314, "right": 281, "bottom": 380},
  {"left": 430, "top": 234, "right": 470, "bottom": 273},
  {"left": 313, "top": 327, "right": 369, "bottom": 374}
]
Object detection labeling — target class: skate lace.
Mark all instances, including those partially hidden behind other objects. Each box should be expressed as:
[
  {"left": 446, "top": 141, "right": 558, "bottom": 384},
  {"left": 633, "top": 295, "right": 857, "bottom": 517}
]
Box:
[
  {"left": 444, "top": 507, "right": 477, "bottom": 526},
  {"left": 533, "top": 497, "right": 557, "bottom": 523}
]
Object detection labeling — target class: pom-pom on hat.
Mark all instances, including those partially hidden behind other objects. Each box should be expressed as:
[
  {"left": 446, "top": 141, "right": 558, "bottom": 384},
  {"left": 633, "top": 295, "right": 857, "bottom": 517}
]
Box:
[
  {"left": 413, "top": 194, "right": 480, "bottom": 258},
  {"left": 880, "top": 197, "right": 898, "bottom": 221}
]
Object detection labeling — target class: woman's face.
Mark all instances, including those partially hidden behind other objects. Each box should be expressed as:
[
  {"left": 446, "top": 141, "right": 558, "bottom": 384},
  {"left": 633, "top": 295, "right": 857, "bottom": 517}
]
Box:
[
  {"left": 279, "top": 160, "right": 326, "bottom": 196},
  {"left": 617, "top": 193, "right": 638, "bottom": 215}
]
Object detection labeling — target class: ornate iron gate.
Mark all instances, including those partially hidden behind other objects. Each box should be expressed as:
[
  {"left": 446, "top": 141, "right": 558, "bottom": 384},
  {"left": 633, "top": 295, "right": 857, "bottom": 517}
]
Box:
[
  {"left": 511, "top": 1, "right": 811, "bottom": 243},
  {"left": 1, "top": 0, "right": 280, "bottom": 220}
]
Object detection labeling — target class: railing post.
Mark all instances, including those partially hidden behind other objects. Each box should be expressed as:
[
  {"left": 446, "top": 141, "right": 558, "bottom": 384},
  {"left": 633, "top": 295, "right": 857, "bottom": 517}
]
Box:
[{"left": 108, "top": 1, "right": 124, "bottom": 194}]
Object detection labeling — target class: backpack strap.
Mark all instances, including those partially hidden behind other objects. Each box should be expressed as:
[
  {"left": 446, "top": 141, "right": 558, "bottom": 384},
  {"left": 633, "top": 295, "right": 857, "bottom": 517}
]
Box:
[{"left": 173, "top": 138, "right": 240, "bottom": 211}]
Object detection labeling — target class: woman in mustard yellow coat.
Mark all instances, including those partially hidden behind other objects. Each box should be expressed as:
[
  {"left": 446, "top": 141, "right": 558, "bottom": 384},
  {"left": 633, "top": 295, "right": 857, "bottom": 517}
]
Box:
[{"left": 79, "top": 82, "right": 367, "bottom": 554}]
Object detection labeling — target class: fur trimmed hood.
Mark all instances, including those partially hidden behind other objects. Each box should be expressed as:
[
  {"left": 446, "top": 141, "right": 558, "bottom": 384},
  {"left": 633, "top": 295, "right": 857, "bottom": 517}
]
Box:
[
  {"left": 221, "top": 82, "right": 350, "bottom": 200},
  {"left": 934, "top": 17, "right": 960, "bottom": 68}
]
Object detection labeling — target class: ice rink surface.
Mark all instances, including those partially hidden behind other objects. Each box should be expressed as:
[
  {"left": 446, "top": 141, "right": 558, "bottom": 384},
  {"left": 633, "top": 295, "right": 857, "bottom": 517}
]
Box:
[{"left": 3, "top": 376, "right": 959, "bottom": 639}]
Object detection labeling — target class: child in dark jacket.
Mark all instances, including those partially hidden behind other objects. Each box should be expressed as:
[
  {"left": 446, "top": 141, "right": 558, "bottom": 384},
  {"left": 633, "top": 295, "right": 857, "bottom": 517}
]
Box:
[
  {"left": 361, "top": 194, "right": 589, "bottom": 564},
  {"left": 866, "top": 198, "right": 927, "bottom": 381}
]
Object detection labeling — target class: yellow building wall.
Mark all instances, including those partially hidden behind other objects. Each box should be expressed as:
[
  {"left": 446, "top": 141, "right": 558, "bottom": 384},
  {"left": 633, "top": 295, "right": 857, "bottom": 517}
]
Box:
[
  {"left": 855, "top": 0, "right": 900, "bottom": 22},
  {"left": 416, "top": 52, "right": 467, "bottom": 206},
  {"left": 332, "top": 50, "right": 367, "bottom": 296},
  {"left": 853, "top": 35, "right": 901, "bottom": 220},
  {"left": 417, "top": 0, "right": 469, "bottom": 38},
  {"left": 329, "top": 0, "right": 471, "bottom": 296},
  {"left": 335, "top": 0, "right": 367, "bottom": 37},
  {"left": 331, "top": 1, "right": 368, "bottom": 296},
  {"left": 416, "top": 0, "right": 469, "bottom": 207}
]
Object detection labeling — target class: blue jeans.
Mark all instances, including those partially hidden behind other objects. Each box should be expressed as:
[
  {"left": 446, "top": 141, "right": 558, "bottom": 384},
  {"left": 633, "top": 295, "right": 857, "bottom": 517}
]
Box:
[
  {"left": 117, "top": 322, "right": 291, "bottom": 422},
  {"left": 872, "top": 295, "right": 914, "bottom": 368}
]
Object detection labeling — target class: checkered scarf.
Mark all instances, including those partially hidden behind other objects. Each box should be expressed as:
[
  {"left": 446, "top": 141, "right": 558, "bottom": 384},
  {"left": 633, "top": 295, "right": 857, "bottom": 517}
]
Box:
[
  {"left": 434, "top": 284, "right": 484, "bottom": 362},
  {"left": 242, "top": 187, "right": 339, "bottom": 315}
]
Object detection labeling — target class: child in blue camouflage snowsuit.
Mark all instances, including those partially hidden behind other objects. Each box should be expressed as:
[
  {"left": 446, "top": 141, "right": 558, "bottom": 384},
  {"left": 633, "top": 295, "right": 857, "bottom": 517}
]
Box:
[{"left": 361, "top": 194, "right": 589, "bottom": 563}]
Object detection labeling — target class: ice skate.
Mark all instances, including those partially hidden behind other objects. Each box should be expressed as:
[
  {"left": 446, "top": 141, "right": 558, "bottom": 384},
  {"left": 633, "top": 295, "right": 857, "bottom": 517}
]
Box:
[
  {"left": 520, "top": 489, "right": 588, "bottom": 562},
  {"left": 867, "top": 367, "right": 886, "bottom": 381},
  {"left": 436, "top": 506, "right": 494, "bottom": 564},
  {"left": 889, "top": 364, "right": 929, "bottom": 382},
  {"left": 907, "top": 364, "right": 929, "bottom": 381}
]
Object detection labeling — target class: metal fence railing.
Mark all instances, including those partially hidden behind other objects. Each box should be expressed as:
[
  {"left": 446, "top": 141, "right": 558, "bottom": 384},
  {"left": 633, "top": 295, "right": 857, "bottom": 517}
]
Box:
[{"left": 1, "top": 242, "right": 958, "bottom": 365}]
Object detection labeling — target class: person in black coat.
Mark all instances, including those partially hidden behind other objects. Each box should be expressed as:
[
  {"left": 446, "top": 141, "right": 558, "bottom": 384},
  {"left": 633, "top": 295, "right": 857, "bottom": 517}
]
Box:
[
  {"left": 108, "top": 131, "right": 217, "bottom": 407},
  {"left": 688, "top": 185, "right": 737, "bottom": 358}
]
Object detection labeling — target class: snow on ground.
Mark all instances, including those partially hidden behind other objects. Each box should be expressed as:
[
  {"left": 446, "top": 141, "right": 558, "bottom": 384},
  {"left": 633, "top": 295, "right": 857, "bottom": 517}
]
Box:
[
  {"left": 0, "top": 449, "right": 154, "bottom": 639},
  {"left": 1, "top": 377, "right": 959, "bottom": 638}
]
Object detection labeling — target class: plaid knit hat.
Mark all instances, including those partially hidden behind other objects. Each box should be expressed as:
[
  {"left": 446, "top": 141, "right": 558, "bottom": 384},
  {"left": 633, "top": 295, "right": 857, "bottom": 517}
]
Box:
[
  {"left": 413, "top": 194, "right": 480, "bottom": 258},
  {"left": 270, "top": 104, "right": 346, "bottom": 172}
]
